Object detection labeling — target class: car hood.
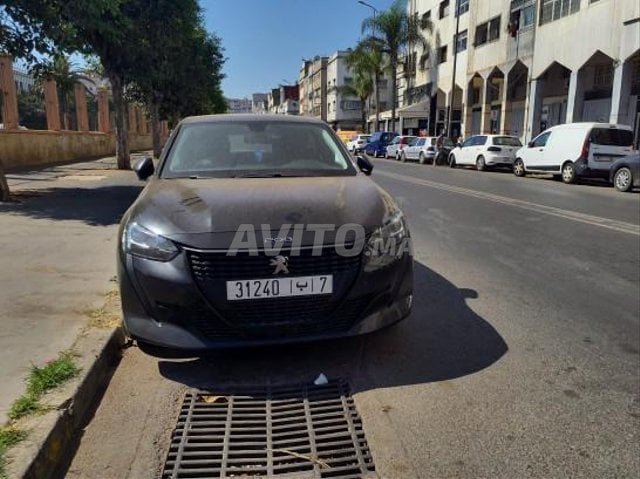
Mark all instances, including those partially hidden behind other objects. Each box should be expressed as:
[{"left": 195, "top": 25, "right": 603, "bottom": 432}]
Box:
[{"left": 126, "top": 175, "right": 398, "bottom": 249}]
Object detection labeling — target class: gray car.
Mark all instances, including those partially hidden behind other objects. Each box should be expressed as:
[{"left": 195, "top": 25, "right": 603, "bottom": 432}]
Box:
[
  {"left": 609, "top": 153, "right": 640, "bottom": 192},
  {"left": 118, "top": 114, "right": 413, "bottom": 356}
]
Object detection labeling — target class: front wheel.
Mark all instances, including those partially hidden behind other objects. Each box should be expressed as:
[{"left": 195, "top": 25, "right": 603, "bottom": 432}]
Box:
[
  {"left": 561, "top": 161, "right": 577, "bottom": 184},
  {"left": 614, "top": 167, "right": 633, "bottom": 192},
  {"left": 513, "top": 158, "right": 526, "bottom": 177},
  {"left": 449, "top": 154, "right": 456, "bottom": 168},
  {"left": 476, "top": 156, "right": 486, "bottom": 171},
  {"left": 400, "top": 152, "right": 407, "bottom": 162},
  {"left": 419, "top": 152, "right": 427, "bottom": 164}
]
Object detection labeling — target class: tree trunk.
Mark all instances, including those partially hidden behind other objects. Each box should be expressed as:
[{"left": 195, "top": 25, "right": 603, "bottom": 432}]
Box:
[
  {"left": 361, "top": 97, "right": 367, "bottom": 133},
  {"left": 0, "top": 160, "right": 10, "bottom": 202},
  {"left": 110, "top": 74, "right": 130, "bottom": 170},
  {"left": 374, "top": 71, "right": 380, "bottom": 132},
  {"left": 390, "top": 59, "right": 397, "bottom": 132},
  {"left": 150, "top": 96, "right": 161, "bottom": 158}
]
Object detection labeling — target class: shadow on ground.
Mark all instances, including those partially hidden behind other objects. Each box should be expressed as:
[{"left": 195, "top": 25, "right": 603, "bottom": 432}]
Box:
[
  {"left": 158, "top": 261, "right": 508, "bottom": 393},
  {"left": 0, "top": 185, "right": 143, "bottom": 226}
]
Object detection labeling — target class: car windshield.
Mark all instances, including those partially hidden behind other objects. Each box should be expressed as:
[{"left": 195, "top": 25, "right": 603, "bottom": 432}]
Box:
[
  {"left": 161, "top": 120, "right": 357, "bottom": 178},
  {"left": 493, "top": 136, "right": 522, "bottom": 146}
]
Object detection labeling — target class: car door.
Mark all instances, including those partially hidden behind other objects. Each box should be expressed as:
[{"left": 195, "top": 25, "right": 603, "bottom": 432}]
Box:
[
  {"left": 413, "top": 138, "right": 427, "bottom": 159},
  {"left": 587, "top": 127, "right": 635, "bottom": 174},
  {"left": 522, "top": 131, "right": 551, "bottom": 170},
  {"left": 387, "top": 136, "right": 400, "bottom": 157},
  {"left": 458, "top": 137, "right": 476, "bottom": 164}
]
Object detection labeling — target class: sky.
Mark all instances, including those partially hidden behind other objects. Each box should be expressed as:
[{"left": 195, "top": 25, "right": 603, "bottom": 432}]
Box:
[{"left": 200, "top": 0, "right": 397, "bottom": 99}]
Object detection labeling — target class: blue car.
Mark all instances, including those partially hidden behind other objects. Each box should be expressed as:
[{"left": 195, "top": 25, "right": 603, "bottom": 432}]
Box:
[{"left": 364, "top": 131, "right": 398, "bottom": 158}]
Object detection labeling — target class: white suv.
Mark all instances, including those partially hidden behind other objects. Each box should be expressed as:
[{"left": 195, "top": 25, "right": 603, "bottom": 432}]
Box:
[
  {"left": 346, "top": 134, "right": 370, "bottom": 153},
  {"left": 513, "top": 123, "right": 634, "bottom": 183}
]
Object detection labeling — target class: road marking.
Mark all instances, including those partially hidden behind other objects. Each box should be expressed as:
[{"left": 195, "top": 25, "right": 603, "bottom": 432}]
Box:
[{"left": 377, "top": 170, "right": 640, "bottom": 236}]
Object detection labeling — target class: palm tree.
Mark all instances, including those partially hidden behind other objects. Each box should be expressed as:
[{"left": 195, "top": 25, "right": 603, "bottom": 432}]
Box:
[
  {"left": 347, "top": 39, "right": 385, "bottom": 132},
  {"left": 362, "top": 0, "right": 432, "bottom": 131},
  {"left": 33, "top": 55, "right": 87, "bottom": 130},
  {"left": 343, "top": 43, "right": 380, "bottom": 132}
]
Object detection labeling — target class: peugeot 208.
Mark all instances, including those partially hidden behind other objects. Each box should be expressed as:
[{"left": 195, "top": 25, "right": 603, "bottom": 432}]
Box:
[{"left": 118, "top": 115, "right": 413, "bottom": 356}]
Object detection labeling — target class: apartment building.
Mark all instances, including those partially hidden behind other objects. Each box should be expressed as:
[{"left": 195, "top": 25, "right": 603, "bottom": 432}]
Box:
[
  {"left": 251, "top": 93, "right": 268, "bottom": 114},
  {"left": 326, "top": 51, "right": 362, "bottom": 130},
  {"left": 394, "top": 0, "right": 640, "bottom": 143},
  {"left": 226, "top": 97, "right": 252, "bottom": 114},
  {"left": 298, "top": 56, "right": 328, "bottom": 121}
]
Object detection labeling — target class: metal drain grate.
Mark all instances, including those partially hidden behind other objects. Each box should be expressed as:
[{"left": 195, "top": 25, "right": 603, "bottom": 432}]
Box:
[{"left": 163, "top": 380, "right": 377, "bottom": 479}]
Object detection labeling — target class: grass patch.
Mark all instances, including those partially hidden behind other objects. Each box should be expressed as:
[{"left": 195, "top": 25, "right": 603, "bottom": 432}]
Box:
[
  {"left": 8, "top": 352, "right": 80, "bottom": 421},
  {"left": 0, "top": 427, "right": 27, "bottom": 478}
]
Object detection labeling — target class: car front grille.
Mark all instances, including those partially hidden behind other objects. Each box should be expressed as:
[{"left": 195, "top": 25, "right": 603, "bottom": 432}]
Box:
[
  {"left": 185, "top": 246, "right": 366, "bottom": 340},
  {"left": 188, "top": 246, "right": 360, "bottom": 280}
]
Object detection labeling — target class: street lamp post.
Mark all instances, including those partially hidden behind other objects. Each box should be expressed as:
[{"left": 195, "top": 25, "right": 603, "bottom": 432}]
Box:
[
  {"left": 446, "top": 0, "right": 461, "bottom": 140},
  {"left": 358, "top": 0, "right": 378, "bottom": 20}
]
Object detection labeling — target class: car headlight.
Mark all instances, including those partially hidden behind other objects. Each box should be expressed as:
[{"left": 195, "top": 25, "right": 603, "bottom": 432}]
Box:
[
  {"left": 363, "top": 210, "right": 410, "bottom": 272},
  {"left": 122, "top": 222, "right": 179, "bottom": 261}
]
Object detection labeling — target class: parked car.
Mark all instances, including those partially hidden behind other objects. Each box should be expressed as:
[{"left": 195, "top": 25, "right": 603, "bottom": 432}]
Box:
[
  {"left": 346, "top": 134, "right": 371, "bottom": 153},
  {"left": 365, "top": 131, "right": 398, "bottom": 158},
  {"left": 118, "top": 114, "right": 412, "bottom": 356},
  {"left": 513, "top": 123, "right": 634, "bottom": 183},
  {"left": 609, "top": 153, "right": 640, "bottom": 192},
  {"left": 386, "top": 135, "right": 417, "bottom": 159},
  {"left": 448, "top": 135, "right": 522, "bottom": 170},
  {"left": 401, "top": 136, "right": 455, "bottom": 164}
]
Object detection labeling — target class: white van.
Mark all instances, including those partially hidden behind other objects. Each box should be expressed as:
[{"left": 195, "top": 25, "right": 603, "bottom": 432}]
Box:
[{"left": 513, "top": 123, "right": 635, "bottom": 183}]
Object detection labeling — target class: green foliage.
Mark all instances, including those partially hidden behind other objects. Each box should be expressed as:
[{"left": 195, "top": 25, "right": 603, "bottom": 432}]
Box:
[
  {"left": 0, "top": 427, "right": 28, "bottom": 479},
  {"left": 8, "top": 352, "right": 80, "bottom": 420},
  {"left": 361, "top": 0, "right": 432, "bottom": 126},
  {"left": 17, "top": 88, "right": 46, "bottom": 130}
]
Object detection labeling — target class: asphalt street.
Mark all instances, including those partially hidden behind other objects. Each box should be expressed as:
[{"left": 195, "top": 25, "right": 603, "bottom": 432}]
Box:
[{"left": 66, "top": 159, "right": 639, "bottom": 479}]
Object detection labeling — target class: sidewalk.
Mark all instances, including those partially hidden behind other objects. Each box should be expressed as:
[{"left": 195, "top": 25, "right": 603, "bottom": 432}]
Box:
[{"left": 0, "top": 155, "right": 146, "bottom": 423}]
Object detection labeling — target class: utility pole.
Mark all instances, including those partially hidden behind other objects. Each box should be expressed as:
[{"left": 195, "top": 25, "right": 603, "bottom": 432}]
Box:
[{"left": 446, "top": 0, "right": 461, "bottom": 139}]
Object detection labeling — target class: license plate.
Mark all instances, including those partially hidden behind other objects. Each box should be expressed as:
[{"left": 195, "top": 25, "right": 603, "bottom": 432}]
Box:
[{"left": 226, "top": 275, "right": 333, "bottom": 301}]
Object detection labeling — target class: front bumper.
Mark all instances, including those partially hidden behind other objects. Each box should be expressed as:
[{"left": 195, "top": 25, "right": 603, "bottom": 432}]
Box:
[{"left": 118, "top": 247, "right": 413, "bottom": 352}]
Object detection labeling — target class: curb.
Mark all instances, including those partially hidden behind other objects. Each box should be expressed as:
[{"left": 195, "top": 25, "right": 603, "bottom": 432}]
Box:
[{"left": 7, "top": 326, "right": 126, "bottom": 479}]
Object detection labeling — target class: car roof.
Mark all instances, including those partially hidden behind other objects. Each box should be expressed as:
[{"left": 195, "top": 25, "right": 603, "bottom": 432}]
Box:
[
  {"left": 548, "top": 122, "right": 633, "bottom": 131},
  {"left": 181, "top": 113, "right": 326, "bottom": 125}
]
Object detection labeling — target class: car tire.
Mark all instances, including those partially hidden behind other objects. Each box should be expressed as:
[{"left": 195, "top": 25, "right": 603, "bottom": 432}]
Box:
[
  {"left": 419, "top": 152, "right": 427, "bottom": 164},
  {"left": 395, "top": 152, "right": 400, "bottom": 161},
  {"left": 400, "top": 152, "right": 407, "bottom": 162},
  {"left": 476, "top": 155, "right": 486, "bottom": 171},
  {"left": 613, "top": 167, "right": 633, "bottom": 192},
  {"left": 513, "top": 158, "right": 525, "bottom": 177},
  {"left": 561, "top": 161, "right": 577, "bottom": 184}
]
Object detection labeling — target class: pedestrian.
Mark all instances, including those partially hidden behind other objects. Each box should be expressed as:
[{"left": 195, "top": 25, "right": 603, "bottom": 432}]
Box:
[{"left": 435, "top": 129, "right": 446, "bottom": 165}]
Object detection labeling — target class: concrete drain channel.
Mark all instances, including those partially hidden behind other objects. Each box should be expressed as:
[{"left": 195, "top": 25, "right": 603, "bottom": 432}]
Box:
[{"left": 162, "top": 379, "right": 378, "bottom": 478}]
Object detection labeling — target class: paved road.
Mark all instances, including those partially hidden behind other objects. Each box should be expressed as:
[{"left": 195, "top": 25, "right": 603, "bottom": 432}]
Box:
[{"left": 66, "top": 159, "right": 639, "bottom": 479}]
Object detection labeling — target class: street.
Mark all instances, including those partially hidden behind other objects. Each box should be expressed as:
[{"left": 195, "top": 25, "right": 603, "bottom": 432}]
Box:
[{"left": 66, "top": 159, "right": 639, "bottom": 479}]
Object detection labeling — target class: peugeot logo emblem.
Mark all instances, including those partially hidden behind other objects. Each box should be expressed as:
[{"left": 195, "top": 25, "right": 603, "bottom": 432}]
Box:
[{"left": 270, "top": 255, "right": 289, "bottom": 275}]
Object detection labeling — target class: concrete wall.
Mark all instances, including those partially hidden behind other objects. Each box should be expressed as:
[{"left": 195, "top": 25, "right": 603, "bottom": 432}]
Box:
[{"left": 0, "top": 130, "right": 152, "bottom": 172}]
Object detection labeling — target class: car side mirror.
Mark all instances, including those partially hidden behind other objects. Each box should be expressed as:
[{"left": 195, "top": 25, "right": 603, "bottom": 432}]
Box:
[
  {"left": 356, "top": 155, "right": 374, "bottom": 175},
  {"left": 527, "top": 141, "right": 534, "bottom": 148},
  {"left": 134, "top": 156, "right": 155, "bottom": 181}
]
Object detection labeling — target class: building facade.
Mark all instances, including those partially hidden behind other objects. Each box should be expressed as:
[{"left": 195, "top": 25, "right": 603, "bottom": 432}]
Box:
[
  {"left": 299, "top": 56, "right": 328, "bottom": 121},
  {"left": 326, "top": 50, "right": 364, "bottom": 130},
  {"left": 391, "top": 0, "right": 639, "bottom": 144},
  {"left": 226, "top": 97, "right": 253, "bottom": 114},
  {"left": 252, "top": 93, "right": 268, "bottom": 114}
]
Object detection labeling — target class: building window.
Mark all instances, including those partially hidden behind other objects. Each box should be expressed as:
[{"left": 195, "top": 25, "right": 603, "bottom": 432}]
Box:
[
  {"left": 344, "top": 76, "right": 353, "bottom": 84},
  {"left": 471, "top": 87, "right": 481, "bottom": 104},
  {"left": 509, "top": 0, "right": 535, "bottom": 36},
  {"left": 341, "top": 100, "right": 361, "bottom": 111},
  {"left": 456, "top": 0, "right": 469, "bottom": 16},
  {"left": 540, "top": 0, "right": 580, "bottom": 25},
  {"left": 438, "top": 45, "right": 448, "bottom": 64},
  {"left": 593, "top": 64, "right": 613, "bottom": 88},
  {"left": 475, "top": 16, "right": 500, "bottom": 46},
  {"left": 439, "top": 0, "right": 450, "bottom": 19},
  {"left": 455, "top": 30, "right": 468, "bottom": 53},
  {"left": 421, "top": 10, "right": 431, "bottom": 29}
]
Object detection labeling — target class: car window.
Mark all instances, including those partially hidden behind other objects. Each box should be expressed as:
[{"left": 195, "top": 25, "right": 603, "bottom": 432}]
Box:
[
  {"left": 163, "top": 121, "right": 357, "bottom": 178},
  {"left": 589, "top": 128, "right": 634, "bottom": 146},
  {"left": 443, "top": 138, "right": 455, "bottom": 147},
  {"left": 417, "top": 138, "right": 426, "bottom": 146},
  {"left": 475, "top": 136, "right": 488, "bottom": 146},
  {"left": 390, "top": 137, "right": 400, "bottom": 145},
  {"left": 493, "top": 136, "right": 522, "bottom": 146},
  {"left": 532, "top": 131, "right": 550, "bottom": 147},
  {"left": 461, "top": 137, "right": 475, "bottom": 148}
]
